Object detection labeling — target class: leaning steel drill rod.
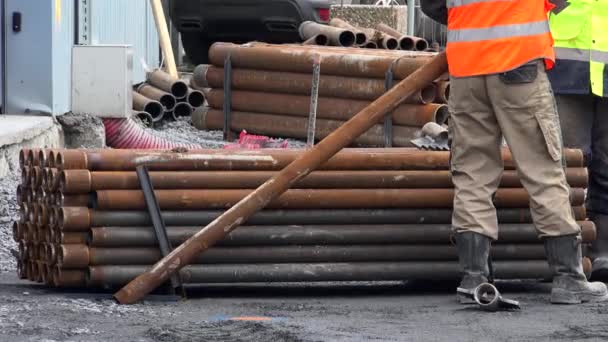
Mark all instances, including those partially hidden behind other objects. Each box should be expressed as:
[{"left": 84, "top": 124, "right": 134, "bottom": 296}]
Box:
[{"left": 113, "top": 52, "right": 449, "bottom": 303}]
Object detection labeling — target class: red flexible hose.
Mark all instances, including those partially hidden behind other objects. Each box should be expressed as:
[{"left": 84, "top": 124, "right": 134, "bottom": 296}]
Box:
[{"left": 103, "top": 118, "right": 200, "bottom": 149}]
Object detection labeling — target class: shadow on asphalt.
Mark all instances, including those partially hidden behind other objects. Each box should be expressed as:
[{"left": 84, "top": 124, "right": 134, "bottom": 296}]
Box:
[{"left": 0, "top": 275, "right": 553, "bottom": 301}]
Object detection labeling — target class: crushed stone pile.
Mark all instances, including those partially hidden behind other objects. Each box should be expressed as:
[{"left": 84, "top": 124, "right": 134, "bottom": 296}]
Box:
[{"left": 0, "top": 172, "right": 19, "bottom": 273}]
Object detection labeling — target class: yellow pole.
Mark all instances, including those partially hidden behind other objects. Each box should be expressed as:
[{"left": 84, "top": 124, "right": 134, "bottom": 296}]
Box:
[{"left": 150, "top": 0, "right": 179, "bottom": 79}]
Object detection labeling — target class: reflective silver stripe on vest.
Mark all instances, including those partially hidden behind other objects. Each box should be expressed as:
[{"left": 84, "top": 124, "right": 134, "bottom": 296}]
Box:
[
  {"left": 447, "top": 0, "right": 513, "bottom": 8},
  {"left": 591, "top": 50, "right": 608, "bottom": 64},
  {"left": 554, "top": 47, "right": 589, "bottom": 62},
  {"left": 448, "top": 20, "right": 550, "bottom": 43}
]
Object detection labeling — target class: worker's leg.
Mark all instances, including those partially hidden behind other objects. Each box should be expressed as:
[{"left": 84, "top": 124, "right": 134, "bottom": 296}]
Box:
[
  {"left": 487, "top": 61, "right": 607, "bottom": 304},
  {"left": 588, "top": 96, "right": 608, "bottom": 278},
  {"left": 449, "top": 75, "right": 502, "bottom": 302}
]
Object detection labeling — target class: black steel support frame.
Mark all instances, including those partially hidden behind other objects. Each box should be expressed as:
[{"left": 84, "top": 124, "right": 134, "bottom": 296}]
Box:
[{"left": 136, "top": 165, "right": 185, "bottom": 297}]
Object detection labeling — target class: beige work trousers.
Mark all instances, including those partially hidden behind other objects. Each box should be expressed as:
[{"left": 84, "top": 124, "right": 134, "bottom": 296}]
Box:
[{"left": 449, "top": 61, "right": 580, "bottom": 240}]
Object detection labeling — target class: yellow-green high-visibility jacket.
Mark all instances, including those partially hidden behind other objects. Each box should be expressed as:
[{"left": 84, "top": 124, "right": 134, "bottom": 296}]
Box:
[{"left": 548, "top": 0, "right": 608, "bottom": 97}]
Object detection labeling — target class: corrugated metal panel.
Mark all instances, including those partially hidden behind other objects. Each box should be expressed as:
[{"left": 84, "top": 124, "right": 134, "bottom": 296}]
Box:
[{"left": 88, "top": 0, "right": 159, "bottom": 82}]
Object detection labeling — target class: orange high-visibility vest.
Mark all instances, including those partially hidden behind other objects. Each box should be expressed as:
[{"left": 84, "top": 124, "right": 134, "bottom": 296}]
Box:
[{"left": 446, "top": 0, "right": 556, "bottom": 77}]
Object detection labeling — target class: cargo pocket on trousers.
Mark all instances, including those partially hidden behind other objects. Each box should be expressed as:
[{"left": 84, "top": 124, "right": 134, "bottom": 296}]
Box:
[{"left": 534, "top": 110, "right": 562, "bottom": 162}]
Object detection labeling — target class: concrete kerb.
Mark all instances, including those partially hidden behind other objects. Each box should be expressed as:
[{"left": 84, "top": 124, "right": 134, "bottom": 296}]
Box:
[{"left": 0, "top": 115, "right": 64, "bottom": 178}]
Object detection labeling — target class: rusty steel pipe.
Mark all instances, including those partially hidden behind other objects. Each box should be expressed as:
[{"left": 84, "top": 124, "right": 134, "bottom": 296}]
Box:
[
  {"left": 20, "top": 167, "right": 31, "bottom": 188},
  {"left": 329, "top": 18, "right": 368, "bottom": 45},
  {"left": 94, "top": 188, "right": 585, "bottom": 211},
  {"left": 31, "top": 166, "right": 43, "bottom": 188},
  {"left": 19, "top": 149, "right": 31, "bottom": 168},
  {"left": 196, "top": 65, "right": 436, "bottom": 103},
  {"left": 299, "top": 21, "right": 356, "bottom": 47},
  {"left": 96, "top": 260, "right": 590, "bottom": 288},
  {"left": 147, "top": 69, "right": 189, "bottom": 99},
  {"left": 195, "top": 108, "right": 420, "bottom": 147},
  {"left": 132, "top": 91, "right": 164, "bottom": 120},
  {"left": 81, "top": 244, "right": 547, "bottom": 266},
  {"left": 54, "top": 148, "right": 585, "bottom": 172},
  {"left": 27, "top": 149, "right": 41, "bottom": 167},
  {"left": 204, "top": 90, "right": 449, "bottom": 126},
  {"left": 376, "top": 34, "right": 399, "bottom": 50},
  {"left": 89, "top": 221, "right": 596, "bottom": 248},
  {"left": 376, "top": 24, "right": 429, "bottom": 51},
  {"left": 38, "top": 149, "right": 53, "bottom": 168},
  {"left": 207, "top": 42, "right": 433, "bottom": 79},
  {"left": 58, "top": 244, "right": 90, "bottom": 268},
  {"left": 59, "top": 207, "right": 577, "bottom": 232},
  {"left": 52, "top": 267, "right": 86, "bottom": 287},
  {"left": 303, "top": 34, "right": 329, "bottom": 46},
  {"left": 186, "top": 88, "right": 205, "bottom": 108},
  {"left": 58, "top": 168, "right": 588, "bottom": 193},
  {"left": 136, "top": 84, "right": 177, "bottom": 111}
]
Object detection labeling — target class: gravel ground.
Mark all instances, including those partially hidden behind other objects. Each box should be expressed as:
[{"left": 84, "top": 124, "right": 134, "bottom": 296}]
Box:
[
  {"left": 2, "top": 275, "right": 608, "bottom": 341},
  {"left": 151, "top": 117, "right": 228, "bottom": 149},
  {"left": 0, "top": 172, "right": 19, "bottom": 273}
]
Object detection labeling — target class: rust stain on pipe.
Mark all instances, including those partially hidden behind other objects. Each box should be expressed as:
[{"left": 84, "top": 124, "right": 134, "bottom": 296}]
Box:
[{"left": 204, "top": 89, "right": 449, "bottom": 126}]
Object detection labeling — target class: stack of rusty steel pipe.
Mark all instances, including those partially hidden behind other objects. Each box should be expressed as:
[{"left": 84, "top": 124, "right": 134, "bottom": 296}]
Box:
[
  {"left": 190, "top": 42, "right": 450, "bottom": 147},
  {"left": 133, "top": 69, "right": 205, "bottom": 126},
  {"left": 14, "top": 147, "right": 594, "bottom": 289},
  {"left": 300, "top": 18, "right": 432, "bottom": 52}
]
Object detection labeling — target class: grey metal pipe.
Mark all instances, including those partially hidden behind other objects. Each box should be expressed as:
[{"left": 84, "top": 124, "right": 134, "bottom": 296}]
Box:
[
  {"left": 88, "top": 261, "right": 555, "bottom": 287},
  {"left": 83, "top": 244, "right": 547, "bottom": 266},
  {"left": 59, "top": 207, "right": 586, "bottom": 231},
  {"left": 88, "top": 222, "right": 595, "bottom": 247}
]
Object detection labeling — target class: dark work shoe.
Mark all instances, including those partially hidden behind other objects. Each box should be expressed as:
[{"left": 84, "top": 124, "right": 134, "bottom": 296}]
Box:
[
  {"left": 589, "top": 214, "right": 608, "bottom": 281},
  {"left": 545, "top": 235, "right": 608, "bottom": 304},
  {"left": 454, "top": 232, "right": 491, "bottom": 304}
]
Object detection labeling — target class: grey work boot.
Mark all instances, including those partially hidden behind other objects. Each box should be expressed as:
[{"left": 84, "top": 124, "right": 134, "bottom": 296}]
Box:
[
  {"left": 589, "top": 214, "right": 608, "bottom": 281},
  {"left": 455, "top": 232, "right": 491, "bottom": 304},
  {"left": 545, "top": 235, "right": 608, "bottom": 304}
]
